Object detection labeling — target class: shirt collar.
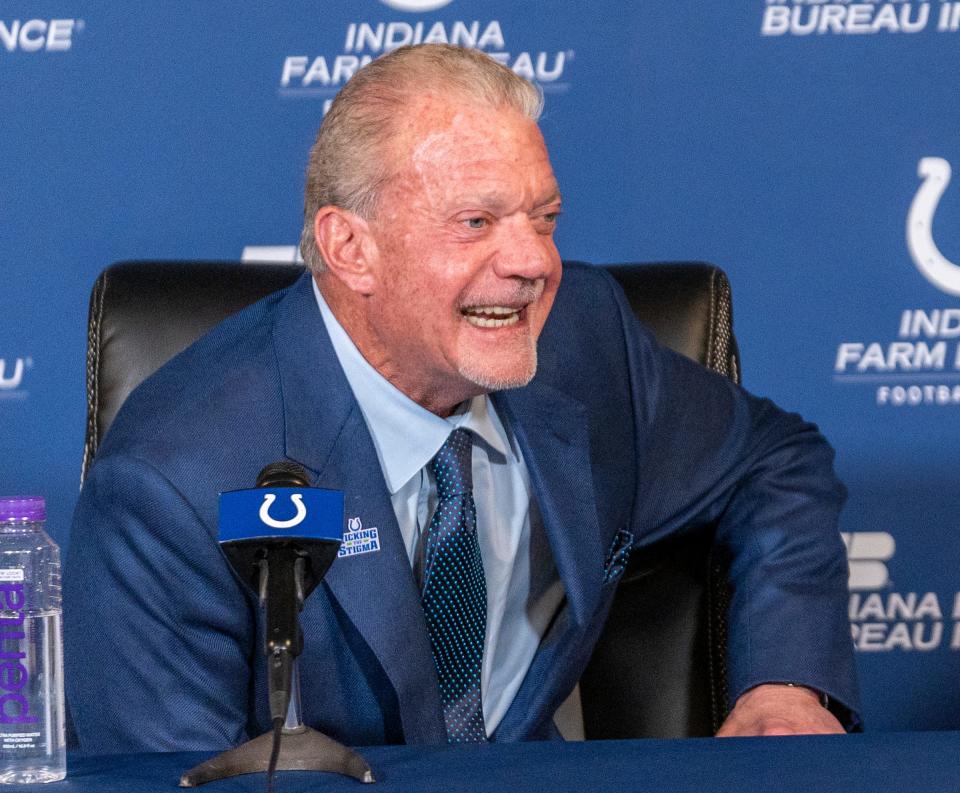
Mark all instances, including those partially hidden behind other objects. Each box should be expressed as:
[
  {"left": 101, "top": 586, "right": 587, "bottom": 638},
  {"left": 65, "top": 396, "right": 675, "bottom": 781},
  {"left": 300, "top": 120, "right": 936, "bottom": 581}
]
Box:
[{"left": 312, "top": 279, "right": 511, "bottom": 494}]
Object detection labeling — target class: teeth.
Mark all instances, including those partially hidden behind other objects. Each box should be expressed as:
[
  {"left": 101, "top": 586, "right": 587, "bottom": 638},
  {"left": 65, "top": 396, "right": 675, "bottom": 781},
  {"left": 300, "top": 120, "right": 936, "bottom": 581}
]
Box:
[
  {"left": 464, "top": 305, "right": 518, "bottom": 316},
  {"left": 462, "top": 305, "right": 522, "bottom": 328},
  {"left": 465, "top": 314, "right": 520, "bottom": 328}
]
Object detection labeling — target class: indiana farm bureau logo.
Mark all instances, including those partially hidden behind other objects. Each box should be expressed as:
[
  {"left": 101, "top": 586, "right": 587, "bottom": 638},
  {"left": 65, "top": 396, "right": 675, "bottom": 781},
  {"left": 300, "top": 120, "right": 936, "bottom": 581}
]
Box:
[
  {"left": 278, "top": 1, "right": 574, "bottom": 112},
  {"left": 844, "top": 531, "right": 960, "bottom": 653},
  {"left": 761, "top": 2, "right": 960, "bottom": 36},
  {"left": 832, "top": 156, "right": 960, "bottom": 407}
]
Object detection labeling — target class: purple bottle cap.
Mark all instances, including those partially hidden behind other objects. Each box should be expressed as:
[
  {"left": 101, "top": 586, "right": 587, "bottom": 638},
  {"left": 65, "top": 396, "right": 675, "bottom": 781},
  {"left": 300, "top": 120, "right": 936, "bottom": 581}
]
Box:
[{"left": 0, "top": 497, "right": 46, "bottom": 523}]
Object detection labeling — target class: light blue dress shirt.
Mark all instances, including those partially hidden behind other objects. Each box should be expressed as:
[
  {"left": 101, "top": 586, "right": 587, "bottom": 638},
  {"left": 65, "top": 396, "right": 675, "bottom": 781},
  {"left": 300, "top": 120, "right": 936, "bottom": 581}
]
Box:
[{"left": 313, "top": 280, "right": 564, "bottom": 735}]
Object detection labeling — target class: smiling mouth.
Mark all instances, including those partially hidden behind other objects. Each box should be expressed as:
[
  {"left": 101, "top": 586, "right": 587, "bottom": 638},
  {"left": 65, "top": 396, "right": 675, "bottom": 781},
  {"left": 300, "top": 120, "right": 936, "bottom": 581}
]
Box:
[
  {"left": 460, "top": 305, "right": 525, "bottom": 328},
  {"left": 460, "top": 281, "right": 544, "bottom": 329}
]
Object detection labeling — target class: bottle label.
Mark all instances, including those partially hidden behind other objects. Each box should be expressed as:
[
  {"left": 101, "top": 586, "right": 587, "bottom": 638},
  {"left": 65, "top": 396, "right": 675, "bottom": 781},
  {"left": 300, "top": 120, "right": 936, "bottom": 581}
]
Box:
[
  {"left": 0, "top": 570, "right": 23, "bottom": 583},
  {"left": 0, "top": 582, "right": 37, "bottom": 727}
]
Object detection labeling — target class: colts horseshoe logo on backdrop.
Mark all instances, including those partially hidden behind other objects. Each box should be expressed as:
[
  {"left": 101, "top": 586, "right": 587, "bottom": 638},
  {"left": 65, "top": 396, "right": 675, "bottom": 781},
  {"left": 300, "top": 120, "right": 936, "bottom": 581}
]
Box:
[
  {"left": 907, "top": 157, "right": 960, "bottom": 297},
  {"left": 378, "top": 0, "right": 454, "bottom": 11},
  {"left": 259, "top": 493, "right": 307, "bottom": 529}
]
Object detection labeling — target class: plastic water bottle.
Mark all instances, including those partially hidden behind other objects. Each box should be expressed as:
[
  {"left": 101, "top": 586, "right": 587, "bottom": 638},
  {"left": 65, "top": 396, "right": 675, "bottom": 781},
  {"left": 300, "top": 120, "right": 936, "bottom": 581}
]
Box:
[{"left": 0, "top": 497, "right": 65, "bottom": 783}]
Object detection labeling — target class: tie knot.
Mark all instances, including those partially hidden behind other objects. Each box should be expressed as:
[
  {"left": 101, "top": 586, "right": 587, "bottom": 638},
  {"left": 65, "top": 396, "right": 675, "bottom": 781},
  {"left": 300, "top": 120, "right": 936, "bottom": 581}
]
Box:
[{"left": 430, "top": 428, "right": 473, "bottom": 499}]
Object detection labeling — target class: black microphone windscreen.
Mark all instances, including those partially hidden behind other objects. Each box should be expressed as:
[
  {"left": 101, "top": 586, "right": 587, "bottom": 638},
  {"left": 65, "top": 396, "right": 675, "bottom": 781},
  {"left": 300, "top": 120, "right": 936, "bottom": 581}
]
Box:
[{"left": 256, "top": 462, "right": 311, "bottom": 489}]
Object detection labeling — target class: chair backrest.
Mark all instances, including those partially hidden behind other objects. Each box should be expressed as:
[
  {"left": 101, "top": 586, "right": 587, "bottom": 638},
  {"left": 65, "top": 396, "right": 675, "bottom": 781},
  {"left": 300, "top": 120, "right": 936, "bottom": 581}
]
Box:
[{"left": 82, "top": 259, "right": 740, "bottom": 738}]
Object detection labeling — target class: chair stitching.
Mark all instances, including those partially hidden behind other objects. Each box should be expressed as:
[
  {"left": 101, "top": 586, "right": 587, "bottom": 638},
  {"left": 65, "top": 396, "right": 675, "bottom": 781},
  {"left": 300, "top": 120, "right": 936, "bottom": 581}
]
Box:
[
  {"left": 706, "top": 267, "right": 718, "bottom": 372},
  {"left": 716, "top": 275, "right": 733, "bottom": 380},
  {"left": 82, "top": 270, "right": 107, "bottom": 482}
]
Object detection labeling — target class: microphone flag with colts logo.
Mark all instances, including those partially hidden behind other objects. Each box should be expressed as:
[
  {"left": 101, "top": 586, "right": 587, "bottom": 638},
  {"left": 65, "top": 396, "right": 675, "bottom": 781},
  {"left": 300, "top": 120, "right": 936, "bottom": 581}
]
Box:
[{"left": 219, "top": 488, "right": 344, "bottom": 543}]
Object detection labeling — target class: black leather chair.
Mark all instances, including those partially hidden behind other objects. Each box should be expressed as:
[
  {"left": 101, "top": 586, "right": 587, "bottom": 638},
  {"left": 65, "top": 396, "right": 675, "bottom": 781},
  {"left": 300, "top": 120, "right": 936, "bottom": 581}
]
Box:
[{"left": 82, "top": 260, "right": 740, "bottom": 739}]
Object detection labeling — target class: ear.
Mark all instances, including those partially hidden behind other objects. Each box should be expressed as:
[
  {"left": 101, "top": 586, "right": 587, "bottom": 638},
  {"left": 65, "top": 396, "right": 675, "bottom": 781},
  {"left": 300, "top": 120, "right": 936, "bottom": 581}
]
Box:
[{"left": 313, "top": 206, "right": 379, "bottom": 295}]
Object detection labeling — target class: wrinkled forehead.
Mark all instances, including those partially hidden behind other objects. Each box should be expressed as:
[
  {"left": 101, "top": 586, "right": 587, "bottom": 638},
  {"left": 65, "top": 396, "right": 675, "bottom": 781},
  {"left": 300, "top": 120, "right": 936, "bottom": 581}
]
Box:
[{"left": 386, "top": 91, "right": 550, "bottom": 178}]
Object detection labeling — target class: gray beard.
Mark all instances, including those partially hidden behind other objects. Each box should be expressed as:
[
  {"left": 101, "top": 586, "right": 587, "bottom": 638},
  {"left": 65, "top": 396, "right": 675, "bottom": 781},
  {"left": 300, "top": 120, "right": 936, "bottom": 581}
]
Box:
[{"left": 456, "top": 339, "right": 538, "bottom": 393}]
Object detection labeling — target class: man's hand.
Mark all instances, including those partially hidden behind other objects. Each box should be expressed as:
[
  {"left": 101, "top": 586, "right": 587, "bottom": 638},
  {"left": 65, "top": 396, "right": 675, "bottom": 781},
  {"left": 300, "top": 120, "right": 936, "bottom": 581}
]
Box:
[{"left": 715, "top": 683, "right": 844, "bottom": 737}]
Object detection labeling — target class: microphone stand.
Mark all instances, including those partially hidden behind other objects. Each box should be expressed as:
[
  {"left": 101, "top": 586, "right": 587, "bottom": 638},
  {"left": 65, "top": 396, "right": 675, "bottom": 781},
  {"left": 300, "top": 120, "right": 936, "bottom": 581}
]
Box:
[
  {"left": 179, "top": 658, "right": 374, "bottom": 787},
  {"left": 180, "top": 546, "right": 374, "bottom": 787}
]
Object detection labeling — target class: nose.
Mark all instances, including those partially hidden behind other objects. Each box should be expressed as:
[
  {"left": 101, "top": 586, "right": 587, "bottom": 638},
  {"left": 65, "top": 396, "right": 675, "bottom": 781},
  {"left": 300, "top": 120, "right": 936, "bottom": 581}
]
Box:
[{"left": 491, "top": 215, "right": 559, "bottom": 282}]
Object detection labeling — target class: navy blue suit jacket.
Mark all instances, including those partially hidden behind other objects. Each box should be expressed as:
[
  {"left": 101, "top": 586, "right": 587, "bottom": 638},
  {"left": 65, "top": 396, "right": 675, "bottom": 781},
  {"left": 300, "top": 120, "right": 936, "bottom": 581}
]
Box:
[{"left": 64, "top": 264, "right": 859, "bottom": 754}]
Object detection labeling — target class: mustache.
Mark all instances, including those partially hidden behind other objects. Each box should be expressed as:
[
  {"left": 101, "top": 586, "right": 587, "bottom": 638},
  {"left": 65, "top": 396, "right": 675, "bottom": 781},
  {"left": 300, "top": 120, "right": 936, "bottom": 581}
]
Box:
[{"left": 458, "top": 278, "right": 545, "bottom": 310}]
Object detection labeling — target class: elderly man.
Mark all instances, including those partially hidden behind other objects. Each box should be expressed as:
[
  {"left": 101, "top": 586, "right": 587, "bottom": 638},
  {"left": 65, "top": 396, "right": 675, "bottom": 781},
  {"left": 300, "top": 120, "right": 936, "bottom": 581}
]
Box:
[{"left": 65, "top": 44, "right": 858, "bottom": 754}]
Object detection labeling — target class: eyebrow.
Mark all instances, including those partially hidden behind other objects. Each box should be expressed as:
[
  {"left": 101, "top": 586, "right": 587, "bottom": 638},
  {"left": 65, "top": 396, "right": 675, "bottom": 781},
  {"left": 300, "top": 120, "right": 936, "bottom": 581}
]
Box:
[
  {"left": 451, "top": 187, "right": 562, "bottom": 214},
  {"left": 535, "top": 189, "right": 562, "bottom": 208}
]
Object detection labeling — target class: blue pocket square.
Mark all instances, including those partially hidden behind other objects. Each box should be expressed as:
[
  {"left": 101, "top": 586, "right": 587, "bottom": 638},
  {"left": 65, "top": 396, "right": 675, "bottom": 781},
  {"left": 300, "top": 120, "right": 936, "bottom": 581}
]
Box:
[{"left": 603, "top": 529, "right": 634, "bottom": 584}]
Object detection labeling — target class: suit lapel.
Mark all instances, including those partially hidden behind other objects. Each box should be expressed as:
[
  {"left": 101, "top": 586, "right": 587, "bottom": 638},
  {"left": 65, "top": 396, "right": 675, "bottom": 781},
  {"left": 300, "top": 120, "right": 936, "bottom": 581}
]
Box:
[
  {"left": 271, "top": 274, "right": 445, "bottom": 744},
  {"left": 495, "top": 382, "right": 604, "bottom": 628},
  {"left": 491, "top": 380, "right": 605, "bottom": 740},
  {"left": 314, "top": 412, "right": 446, "bottom": 744}
]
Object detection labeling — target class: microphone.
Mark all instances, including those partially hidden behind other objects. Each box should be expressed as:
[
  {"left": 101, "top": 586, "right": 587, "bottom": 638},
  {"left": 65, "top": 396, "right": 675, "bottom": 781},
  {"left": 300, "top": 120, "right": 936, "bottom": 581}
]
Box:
[
  {"left": 218, "top": 462, "right": 344, "bottom": 724},
  {"left": 181, "top": 465, "right": 373, "bottom": 788}
]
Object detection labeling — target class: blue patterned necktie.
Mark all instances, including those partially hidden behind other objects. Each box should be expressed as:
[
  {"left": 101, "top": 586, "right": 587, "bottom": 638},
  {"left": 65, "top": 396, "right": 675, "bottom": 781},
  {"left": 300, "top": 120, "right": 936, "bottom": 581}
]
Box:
[{"left": 421, "top": 428, "right": 488, "bottom": 743}]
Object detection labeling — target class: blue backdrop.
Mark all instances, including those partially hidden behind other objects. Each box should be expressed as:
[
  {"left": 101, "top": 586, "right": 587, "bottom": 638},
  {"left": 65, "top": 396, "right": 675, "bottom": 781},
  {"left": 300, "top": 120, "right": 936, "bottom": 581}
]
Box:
[{"left": 3, "top": 0, "right": 958, "bottom": 732}]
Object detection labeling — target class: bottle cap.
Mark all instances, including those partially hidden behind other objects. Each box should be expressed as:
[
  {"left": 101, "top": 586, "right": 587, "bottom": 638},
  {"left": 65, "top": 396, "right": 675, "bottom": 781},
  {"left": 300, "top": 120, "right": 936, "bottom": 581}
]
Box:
[{"left": 0, "top": 497, "right": 46, "bottom": 523}]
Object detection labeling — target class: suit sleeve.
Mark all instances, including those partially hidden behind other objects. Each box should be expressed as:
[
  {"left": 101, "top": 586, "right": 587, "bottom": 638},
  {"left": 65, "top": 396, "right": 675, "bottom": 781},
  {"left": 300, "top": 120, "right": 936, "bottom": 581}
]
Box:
[
  {"left": 598, "top": 270, "right": 861, "bottom": 729},
  {"left": 64, "top": 454, "right": 256, "bottom": 754}
]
